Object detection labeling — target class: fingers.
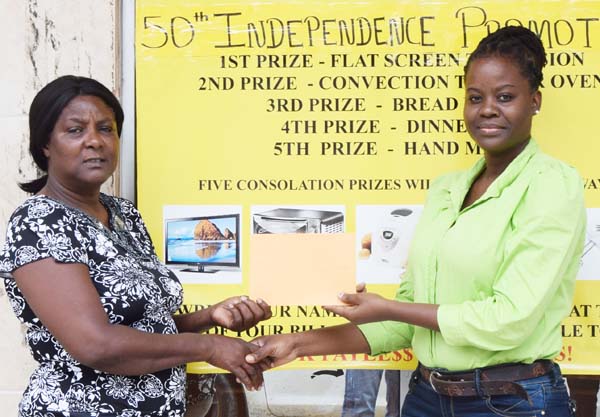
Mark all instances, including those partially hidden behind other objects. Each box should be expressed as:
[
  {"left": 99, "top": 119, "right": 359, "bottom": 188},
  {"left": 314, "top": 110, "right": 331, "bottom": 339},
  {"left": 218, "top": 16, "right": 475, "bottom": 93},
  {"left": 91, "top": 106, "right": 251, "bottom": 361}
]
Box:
[
  {"left": 246, "top": 354, "right": 286, "bottom": 369},
  {"left": 245, "top": 340, "right": 280, "bottom": 366},
  {"left": 209, "top": 336, "right": 266, "bottom": 391},
  {"left": 244, "top": 341, "right": 274, "bottom": 373},
  {"left": 356, "top": 282, "right": 367, "bottom": 293},
  {"left": 231, "top": 297, "right": 254, "bottom": 328},
  {"left": 257, "top": 298, "right": 273, "bottom": 320},
  {"left": 235, "top": 362, "right": 269, "bottom": 390},
  {"left": 245, "top": 336, "right": 296, "bottom": 369},
  {"left": 322, "top": 305, "right": 351, "bottom": 319},
  {"left": 224, "top": 303, "right": 243, "bottom": 327},
  {"left": 240, "top": 296, "right": 262, "bottom": 317},
  {"left": 238, "top": 296, "right": 272, "bottom": 324},
  {"left": 220, "top": 296, "right": 272, "bottom": 331},
  {"left": 239, "top": 296, "right": 268, "bottom": 326},
  {"left": 338, "top": 292, "right": 360, "bottom": 305},
  {"left": 249, "top": 336, "right": 266, "bottom": 348},
  {"left": 244, "top": 338, "right": 263, "bottom": 364},
  {"left": 257, "top": 357, "right": 274, "bottom": 372},
  {"left": 231, "top": 366, "right": 252, "bottom": 389},
  {"left": 242, "top": 361, "right": 264, "bottom": 390},
  {"left": 323, "top": 291, "right": 362, "bottom": 320},
  {"left": 245, "top": 346, "right": 268, "bottom": 364},
  {"left": 232, "top": 364, "right": 263, "bottom": 391}
]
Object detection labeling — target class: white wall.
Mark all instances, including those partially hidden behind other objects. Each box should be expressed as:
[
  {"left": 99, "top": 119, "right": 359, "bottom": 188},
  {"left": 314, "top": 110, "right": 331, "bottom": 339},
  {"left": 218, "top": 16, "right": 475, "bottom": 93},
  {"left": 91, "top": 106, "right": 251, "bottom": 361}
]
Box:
[{"left": 0, "top": 1, "right": 120, "bottom": 414}]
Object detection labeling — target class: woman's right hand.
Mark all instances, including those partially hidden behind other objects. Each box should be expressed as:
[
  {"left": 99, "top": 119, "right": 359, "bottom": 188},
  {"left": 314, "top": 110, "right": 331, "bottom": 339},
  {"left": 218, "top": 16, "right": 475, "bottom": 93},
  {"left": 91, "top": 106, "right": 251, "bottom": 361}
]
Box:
[
  {"left": 245, "top": 334, "right": 299, "bottom": 368},
  {"left": 246, "top": 324, "right": 371, "bottom": 368},
  {"left": 205, "top": 334, "right": 269, "bottom": 390},
  {"left": 324, "top": 291, "right": 390, "bottom": 324}
]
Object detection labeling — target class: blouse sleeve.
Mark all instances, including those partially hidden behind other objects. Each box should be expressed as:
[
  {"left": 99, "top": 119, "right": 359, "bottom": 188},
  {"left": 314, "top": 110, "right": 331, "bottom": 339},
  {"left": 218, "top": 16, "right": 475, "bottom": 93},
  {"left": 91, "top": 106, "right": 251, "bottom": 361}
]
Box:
[{"left": 0, "top": 199, "right": 88, "bottom": 273}]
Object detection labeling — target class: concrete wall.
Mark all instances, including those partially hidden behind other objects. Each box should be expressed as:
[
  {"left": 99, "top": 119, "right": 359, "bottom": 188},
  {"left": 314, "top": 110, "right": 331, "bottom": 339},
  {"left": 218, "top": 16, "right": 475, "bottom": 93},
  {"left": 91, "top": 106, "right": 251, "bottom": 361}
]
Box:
[{"left": 0, "top": 1, "right": 120, "bottom": 414}]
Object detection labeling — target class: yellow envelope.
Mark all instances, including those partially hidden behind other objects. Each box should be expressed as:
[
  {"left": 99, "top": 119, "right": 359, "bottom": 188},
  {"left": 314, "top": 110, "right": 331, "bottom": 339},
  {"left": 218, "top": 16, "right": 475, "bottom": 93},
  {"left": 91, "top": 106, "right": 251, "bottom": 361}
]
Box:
[{"left": 249, "top": 233, "right": 356, "bottom": 305}]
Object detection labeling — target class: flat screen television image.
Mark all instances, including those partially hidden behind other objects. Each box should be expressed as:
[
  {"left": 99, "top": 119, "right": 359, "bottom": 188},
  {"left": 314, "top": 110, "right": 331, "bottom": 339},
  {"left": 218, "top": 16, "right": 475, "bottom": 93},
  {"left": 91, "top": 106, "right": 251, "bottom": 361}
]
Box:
[{"left": 165, "top": 214, "right": 240, "bottom": 273}]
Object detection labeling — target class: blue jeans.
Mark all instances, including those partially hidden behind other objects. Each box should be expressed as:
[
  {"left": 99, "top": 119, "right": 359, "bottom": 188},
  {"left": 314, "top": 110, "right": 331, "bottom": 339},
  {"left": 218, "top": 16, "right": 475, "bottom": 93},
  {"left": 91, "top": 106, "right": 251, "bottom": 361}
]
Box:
[
  {"left": 341, "top": 369, "right": 401, "bottom": 417},
  {"left": 401, "top": 363, "right": 576, "bottom": 417}
]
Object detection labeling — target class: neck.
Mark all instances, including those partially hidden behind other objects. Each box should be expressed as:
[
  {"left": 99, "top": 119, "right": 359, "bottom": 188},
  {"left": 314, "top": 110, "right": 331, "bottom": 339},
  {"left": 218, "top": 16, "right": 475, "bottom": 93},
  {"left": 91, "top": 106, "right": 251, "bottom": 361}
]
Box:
[
  {"left": 482, "top": 139, "right": 529, "bottom": 179},
  {"left": 40, "top": 177, "right": 104, "bottom": 216}
]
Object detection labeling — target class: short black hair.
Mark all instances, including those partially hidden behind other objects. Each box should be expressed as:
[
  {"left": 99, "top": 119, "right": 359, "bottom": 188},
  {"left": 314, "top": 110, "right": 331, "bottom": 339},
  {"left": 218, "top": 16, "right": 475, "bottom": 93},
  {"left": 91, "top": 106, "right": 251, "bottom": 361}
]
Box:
[
  {"left": 465, "top": 26, "right": 547, "bottom": 91},
  {"left": 20, "top": 75, "right": 124, "bottom": 194}
]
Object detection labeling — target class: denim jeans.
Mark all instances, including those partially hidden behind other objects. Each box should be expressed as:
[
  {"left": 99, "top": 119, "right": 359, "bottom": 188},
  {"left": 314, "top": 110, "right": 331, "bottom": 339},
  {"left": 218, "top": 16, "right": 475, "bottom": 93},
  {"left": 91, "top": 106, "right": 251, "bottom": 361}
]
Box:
[
  {"left": 401, "top": 363, "right": 576, "bottom": 417},
  {"left": 341, "top": 369, "right": 401, "bottom": 417}
]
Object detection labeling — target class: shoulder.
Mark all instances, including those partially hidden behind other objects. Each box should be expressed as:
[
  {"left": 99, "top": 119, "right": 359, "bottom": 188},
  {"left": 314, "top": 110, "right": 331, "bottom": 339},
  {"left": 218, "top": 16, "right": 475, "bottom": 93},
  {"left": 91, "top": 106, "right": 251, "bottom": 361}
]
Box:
[
  {"left": 102, "top": 194, "right": 143, "bottom": 220},
  {"left": 7, "top": 195, "right": 75, "bottom": 227},
  {"left": 511, "top": 152, "right": 585, "bottom": 229},
  {"left": 1, "top": 196, "right": 89, "bottom": 270},
  {"left": 424, "top": 170, "right": 466, "bottom": 204},
  {"left": 525, "top": 152, "right": 584, "bottom": 203},
  {"left": 430, "top": 171, "right": 463, "bottom": 191},
  {"left": 104, "top": 194, "right": 137, "bottom": 212}
]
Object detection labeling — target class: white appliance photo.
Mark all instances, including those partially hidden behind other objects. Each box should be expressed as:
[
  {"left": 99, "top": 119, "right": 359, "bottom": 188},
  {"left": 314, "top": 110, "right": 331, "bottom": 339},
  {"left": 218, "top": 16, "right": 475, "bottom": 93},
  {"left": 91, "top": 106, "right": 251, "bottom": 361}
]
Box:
[{"left": 370, "top": 208, "right": 413, "bottom": 268}]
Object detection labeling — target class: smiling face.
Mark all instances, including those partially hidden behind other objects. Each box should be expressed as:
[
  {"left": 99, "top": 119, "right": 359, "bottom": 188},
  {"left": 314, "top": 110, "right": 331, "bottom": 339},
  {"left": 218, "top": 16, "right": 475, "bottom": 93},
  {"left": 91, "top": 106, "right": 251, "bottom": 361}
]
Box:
[
  {"left": 464, "top": 56, "right": 541, "bottom": 158},
  {"left": 43, "top": 95, "right": 119, "bottom": 193}
]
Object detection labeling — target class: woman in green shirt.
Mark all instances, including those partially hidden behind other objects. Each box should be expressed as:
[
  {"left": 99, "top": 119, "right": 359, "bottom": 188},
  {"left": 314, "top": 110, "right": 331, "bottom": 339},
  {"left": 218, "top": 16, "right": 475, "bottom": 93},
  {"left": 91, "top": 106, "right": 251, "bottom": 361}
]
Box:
[{"left": 247, "top": 26, "right": 584, "bottom": 417}]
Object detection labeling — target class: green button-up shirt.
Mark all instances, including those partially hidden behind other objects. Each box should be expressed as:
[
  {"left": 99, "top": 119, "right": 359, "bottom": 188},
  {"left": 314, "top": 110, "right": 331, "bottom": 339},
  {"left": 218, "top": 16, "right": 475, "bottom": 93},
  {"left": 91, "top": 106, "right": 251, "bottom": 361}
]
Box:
[{"left": 360, "top": 140, "right": 586, "bottom": 370}]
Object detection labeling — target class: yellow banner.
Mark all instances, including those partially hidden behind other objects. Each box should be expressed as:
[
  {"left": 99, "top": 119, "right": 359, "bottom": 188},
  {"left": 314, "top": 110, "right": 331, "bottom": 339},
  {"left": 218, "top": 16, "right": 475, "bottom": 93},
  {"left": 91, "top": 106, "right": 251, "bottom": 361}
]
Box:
[{"left": 135, "top": 0, "right": 600, "bottom": 374}]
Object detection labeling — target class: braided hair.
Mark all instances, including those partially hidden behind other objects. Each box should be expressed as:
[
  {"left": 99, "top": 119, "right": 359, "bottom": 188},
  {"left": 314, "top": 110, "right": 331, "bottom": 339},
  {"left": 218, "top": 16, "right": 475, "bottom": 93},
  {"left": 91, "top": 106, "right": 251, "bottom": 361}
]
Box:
[{"left": 465, "top": 26, "right": 547, "bottom": 91}]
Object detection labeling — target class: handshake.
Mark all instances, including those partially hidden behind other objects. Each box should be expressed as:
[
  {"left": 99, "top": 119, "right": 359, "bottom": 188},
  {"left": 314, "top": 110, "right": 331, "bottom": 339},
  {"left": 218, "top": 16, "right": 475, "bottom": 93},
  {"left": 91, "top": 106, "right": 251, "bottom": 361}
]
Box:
[
  {"left": 203, "top": 284, "right": 389, "bottom": 391},
  {"left": 198, "top": 295, "right": 274, "bottom": 391}
]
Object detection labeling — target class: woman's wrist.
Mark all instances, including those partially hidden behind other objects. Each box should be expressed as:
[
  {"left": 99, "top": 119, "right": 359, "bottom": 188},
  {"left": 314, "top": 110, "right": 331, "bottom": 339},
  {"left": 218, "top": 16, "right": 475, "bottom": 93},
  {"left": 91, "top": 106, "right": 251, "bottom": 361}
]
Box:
[
  {"left": 174, "top": 308, "right": 215, "bottom": 333},
  {"left": 289, "top": 333, "right": 303, "bottom": 359},
  {"left": 379, "top": 298, "right": 398, "bottom": 322},
  {"left": 198, "top": 333, "right": 218, "bottom": 363},
  {"left": 202, "top": 305, "right": 217, "bottom": 329}
]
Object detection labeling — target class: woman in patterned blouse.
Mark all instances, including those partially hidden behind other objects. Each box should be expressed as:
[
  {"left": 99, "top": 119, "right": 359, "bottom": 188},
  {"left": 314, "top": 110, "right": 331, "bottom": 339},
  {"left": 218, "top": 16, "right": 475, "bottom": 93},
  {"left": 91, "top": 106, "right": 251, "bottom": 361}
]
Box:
[{"left": 0, "top": 75, "right": 271, "bottom": 417}]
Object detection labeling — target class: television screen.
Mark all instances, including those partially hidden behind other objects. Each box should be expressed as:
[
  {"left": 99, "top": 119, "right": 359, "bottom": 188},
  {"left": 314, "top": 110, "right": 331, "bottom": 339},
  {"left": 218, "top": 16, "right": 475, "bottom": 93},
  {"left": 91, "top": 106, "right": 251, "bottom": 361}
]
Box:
[{"left": 165, "top": 214, "right": 240, "bottom": 267}]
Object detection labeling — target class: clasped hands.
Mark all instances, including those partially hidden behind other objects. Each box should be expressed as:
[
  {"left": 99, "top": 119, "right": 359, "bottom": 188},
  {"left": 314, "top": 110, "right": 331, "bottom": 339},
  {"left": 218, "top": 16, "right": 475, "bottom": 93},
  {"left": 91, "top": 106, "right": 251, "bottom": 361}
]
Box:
[
  {"left": 202, "top": 295, "right": 273, "bottom": 391},
  {"left": 211, "top": 285, "right": 388, "bottom": 390}
]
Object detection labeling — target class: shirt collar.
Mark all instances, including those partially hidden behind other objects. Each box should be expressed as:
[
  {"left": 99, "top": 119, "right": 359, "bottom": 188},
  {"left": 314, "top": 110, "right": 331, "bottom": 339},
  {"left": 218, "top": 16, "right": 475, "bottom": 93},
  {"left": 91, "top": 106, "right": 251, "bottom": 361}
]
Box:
[{"left": 448, "top": 139, "right": 539, "bottom": 213}]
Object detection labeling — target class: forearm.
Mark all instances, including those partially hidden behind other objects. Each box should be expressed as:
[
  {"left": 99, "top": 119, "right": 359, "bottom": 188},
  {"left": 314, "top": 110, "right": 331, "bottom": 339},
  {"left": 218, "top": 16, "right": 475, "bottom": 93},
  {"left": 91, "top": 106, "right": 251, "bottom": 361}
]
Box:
[
  {"left": 291, "top": 323, "right": 370, "bottom": 358},
  {"left": 78, "top": 324, "right": 215, "bottom": 375},
  {"left": 173, "top": 308, "right": 215, "bottom": 333},
  {"left": 13, "top": 261, "right": 255, "bottom": 379},
  {"left": 386, "top": 301, "right": 440, "bottom": 332}
]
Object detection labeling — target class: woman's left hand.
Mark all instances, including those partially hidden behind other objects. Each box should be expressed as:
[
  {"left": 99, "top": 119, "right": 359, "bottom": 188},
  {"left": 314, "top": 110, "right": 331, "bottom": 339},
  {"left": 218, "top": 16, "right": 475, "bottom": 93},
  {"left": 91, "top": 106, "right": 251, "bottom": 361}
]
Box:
[
  {"left": 324, "top": 291, "right": 390, "bottom": 324},
  {"left": 209, "top": 296, "right": 272, "bottom": 332}
]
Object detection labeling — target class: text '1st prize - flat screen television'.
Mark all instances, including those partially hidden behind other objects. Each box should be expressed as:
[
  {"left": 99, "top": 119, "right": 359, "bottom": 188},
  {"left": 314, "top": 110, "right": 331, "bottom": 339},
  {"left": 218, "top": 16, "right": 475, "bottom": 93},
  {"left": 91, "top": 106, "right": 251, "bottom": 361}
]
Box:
[{"left": 165, "top": 214, "right": 240, "bottom": 273}]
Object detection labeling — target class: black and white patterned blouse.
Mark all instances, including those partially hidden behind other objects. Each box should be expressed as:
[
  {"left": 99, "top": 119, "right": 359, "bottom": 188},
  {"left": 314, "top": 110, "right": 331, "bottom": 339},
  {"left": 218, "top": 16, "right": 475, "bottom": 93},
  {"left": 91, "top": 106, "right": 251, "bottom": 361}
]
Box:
[{"left": 0, "top": 194, "right": 186, "bottom": 417}]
